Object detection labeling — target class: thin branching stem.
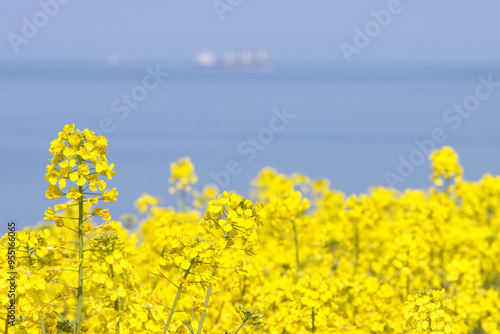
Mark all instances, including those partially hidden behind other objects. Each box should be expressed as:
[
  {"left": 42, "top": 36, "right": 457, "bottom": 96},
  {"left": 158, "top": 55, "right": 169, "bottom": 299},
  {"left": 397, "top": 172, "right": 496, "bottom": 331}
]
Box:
[
  {"left": 164, "top": 263, "right": 193, "bottom": 333},
  {"left": 73, "top": 156, "right": 85, "bottom": 334},
  {"left": 196, "top": 269, "right": 215, "bottom": 334},
  {"left": 233, "top": 323, "right": 245, "bottom": 334}
]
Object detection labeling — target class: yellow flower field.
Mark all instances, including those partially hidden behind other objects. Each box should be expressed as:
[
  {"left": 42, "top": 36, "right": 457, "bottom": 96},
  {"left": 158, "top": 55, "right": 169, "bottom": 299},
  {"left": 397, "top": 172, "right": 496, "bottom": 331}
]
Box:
[{"left": 2, "top": 125, "right": 500, "bottom": 333}]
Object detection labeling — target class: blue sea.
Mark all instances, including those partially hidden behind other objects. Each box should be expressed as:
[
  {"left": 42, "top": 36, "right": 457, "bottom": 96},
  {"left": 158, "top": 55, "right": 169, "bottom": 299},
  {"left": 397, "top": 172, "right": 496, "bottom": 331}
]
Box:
[{"left": 1, "top": 62, "right": 500, "bottom": 230}]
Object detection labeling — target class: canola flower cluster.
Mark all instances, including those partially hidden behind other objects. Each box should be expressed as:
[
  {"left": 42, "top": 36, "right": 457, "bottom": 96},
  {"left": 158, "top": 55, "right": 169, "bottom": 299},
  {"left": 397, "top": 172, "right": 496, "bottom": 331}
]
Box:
[{"left": 1, "top": 125, "right": 500, "bottom": 334}]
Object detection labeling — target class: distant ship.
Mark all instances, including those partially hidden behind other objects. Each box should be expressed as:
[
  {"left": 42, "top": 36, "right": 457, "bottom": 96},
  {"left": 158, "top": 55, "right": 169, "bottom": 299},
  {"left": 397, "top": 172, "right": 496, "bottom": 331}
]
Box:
[{"left": 196, "top": 49, "right": 270, "bottom": 71}]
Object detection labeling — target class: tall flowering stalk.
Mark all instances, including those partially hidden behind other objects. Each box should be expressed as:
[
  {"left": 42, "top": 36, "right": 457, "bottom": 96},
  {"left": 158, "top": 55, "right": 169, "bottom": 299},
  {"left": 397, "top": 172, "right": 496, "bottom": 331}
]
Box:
[
  {"left": 152, "top": 192, "right": 264, "bottom": 333},
  {"left": 195, "top": 193, "right": 264, "bottom": 333},
  {"left": 251, "top": 168, "right": 310, "bottom": 273},
  {"left": 43, "top": 124, "right": 117, "bottom": 333},
  {"left": 168, "top": 157, "right": 198, "bottom": 210},
  {"left": 429, "top": 146, "right": 463, "bottom": 189}
]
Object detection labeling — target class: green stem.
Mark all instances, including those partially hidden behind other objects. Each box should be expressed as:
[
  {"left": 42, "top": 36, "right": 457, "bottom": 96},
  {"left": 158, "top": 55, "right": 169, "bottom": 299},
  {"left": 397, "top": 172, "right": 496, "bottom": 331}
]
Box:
[
  {"left": 151, "top": 246, "right": 168, "bottom": 299},
  {"left": 4, "top": 313, "right": 8, "bottom": 334},
  {"left": 73, "top": 158, "right": 85, "bottom": 334},
  {"left": 164, "top": 264, "right": 192, "bottom": 333},
  {"left": 311, "top": 308, "right": 315, "bottom": 332},
  {"left": 115, "top": 298, "right": 120, "bottom": 334},
  {"left": 214, "top": 301, "right": 225, "bottom": 325},
  {"left": 41, "top": 315, "right": 46, "bottom": 334},
  {"left": 27, "top": 246, "right": 34, "bottom": 267},
  {"left": 110, "top": 266, "right": 120, "bottom": 334},
  {"left": 196, "top": 287, "right": 213, "bottom": 334},
  {"left": 240, "top": 277, "right": 247, "bottom": 302},
  {"left": 233, "top": 323, "right": 245, "bottom": 334},
  {"left": 196, "top": 269, "right": 215, "bottom": 334},
  {"left": 342, "top": 293, "right": 351, "bottom": 317}
]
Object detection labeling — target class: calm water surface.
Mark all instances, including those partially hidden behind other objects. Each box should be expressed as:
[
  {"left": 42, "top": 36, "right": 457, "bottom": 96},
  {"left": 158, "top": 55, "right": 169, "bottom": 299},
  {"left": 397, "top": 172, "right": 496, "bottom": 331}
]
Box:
[{"left": 1, "top": 63, "right": 499, "bottom": 229}]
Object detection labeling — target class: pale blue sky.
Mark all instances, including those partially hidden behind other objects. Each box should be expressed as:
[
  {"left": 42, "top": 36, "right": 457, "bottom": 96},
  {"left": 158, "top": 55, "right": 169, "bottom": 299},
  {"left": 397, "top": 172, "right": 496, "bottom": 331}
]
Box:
[{"left": 1, "top": 0, "right": 499, "bottom": 65}]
